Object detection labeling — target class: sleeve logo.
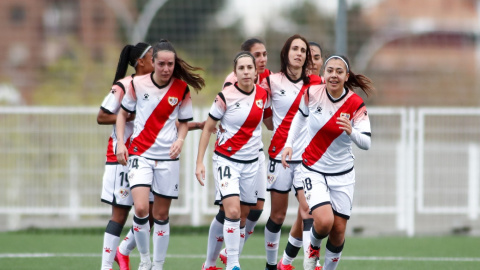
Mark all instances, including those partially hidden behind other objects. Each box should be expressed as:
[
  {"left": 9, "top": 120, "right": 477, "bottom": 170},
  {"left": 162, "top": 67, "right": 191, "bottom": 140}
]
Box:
[{"left": 168, "top": 96, "right": 179, "bottom": 106}]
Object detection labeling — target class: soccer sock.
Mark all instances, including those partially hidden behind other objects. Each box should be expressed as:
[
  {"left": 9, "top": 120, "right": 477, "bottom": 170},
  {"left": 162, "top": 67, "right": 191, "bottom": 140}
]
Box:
[
  {"left": 244, "top": 209, "right": 262, "bottom": 241},
  {"left": 303, "top": 218, "right": 315, "bottom": 253},
  {"left": 310, "top": 224, "right": 328, "bottom": 249},
  {"left": 282, "top": 234, "right": 302, "bottom": 265},
  {"left": 101, "top": 220, "right": 123, "bottom": 270},
  {"left": 152, "top": 218, "right": 170, "bottom": 267},
  {"left": 323, "top": 239, "right": 344, "bottom": 270},
  {"left": 133, "top": 214, "right": 151, "bottom": 262},
  {"left": 264, "top": 217, "right": 282, "bottom": 266},
  {"left": 239, "top": 226, "right": 246, "bottom": 255},
  {"left": 204, "top": 210, "right": 225, "bottom": 268},
  {"left": 224, "top": 217, "right": 241, "bottom": 270},
  {"left": 118, "top": 227, "right": 136, "bottom": 256}
]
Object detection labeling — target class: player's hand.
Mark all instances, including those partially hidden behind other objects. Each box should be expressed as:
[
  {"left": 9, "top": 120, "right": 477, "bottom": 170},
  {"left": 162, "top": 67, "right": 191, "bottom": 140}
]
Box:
[
  {"left": 169, "top": 139, "right": 184, "bottom": 159},
  {"left": 281, "top": 147, "right": 293, "bottom": 169},
  {"left": 337, "top": 115, "right": 352, "bottom": 135},
  {"left": 195, "top": 163, "right": 205, "bottom": 186},
  {"left": 116, "top": 143, "right": 129, "bottom": 166}
]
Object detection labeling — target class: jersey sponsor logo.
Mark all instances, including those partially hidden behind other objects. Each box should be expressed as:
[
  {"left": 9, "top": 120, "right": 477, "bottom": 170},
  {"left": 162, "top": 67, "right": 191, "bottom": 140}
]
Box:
[
  {"left": 143, "top": 93, "right": 149, "bottom": 100},
  {"left": 255, "top": 99, "right": 264, "bottom": 109},
  {"left": 315, "top": 106, "right": 323, "bottom": 114},
  {"left": 233, "top": 102, "right": 241, "bottom": 109},
  {"left": 340, "top": 112, "right": 350, "bottom": 120},
  {"left": 168, "top": 96, "right": 179, "bottom": 106},
  {"left": 110, "top": 88, "right": 116, "bottom": 94},
  {"left": 279, "top": 89, "right": 286, "bottom": 96}
]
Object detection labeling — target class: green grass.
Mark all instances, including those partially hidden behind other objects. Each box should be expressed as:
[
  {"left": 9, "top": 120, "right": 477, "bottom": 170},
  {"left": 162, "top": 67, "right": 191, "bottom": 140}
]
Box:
[{"left": 0, "top": 228, "right": 479, "bottom": 270}]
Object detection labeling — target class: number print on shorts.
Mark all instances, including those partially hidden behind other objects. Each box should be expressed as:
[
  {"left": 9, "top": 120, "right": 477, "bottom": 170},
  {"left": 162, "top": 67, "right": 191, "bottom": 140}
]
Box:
[
  {"left": 268, "top": 160, "right": 276, "bottom": 173},
  {"left": 217, "top": 166, "right": 232, "bottom": 180},
  {"left": 303, "top": 177, "right": 313, "bottom": 191},
  {"left": 129, "top": 158, "right": 139, "bottom": 170},
  {"left": 119, "top": 171, "right": 130, "bottom": 187}
]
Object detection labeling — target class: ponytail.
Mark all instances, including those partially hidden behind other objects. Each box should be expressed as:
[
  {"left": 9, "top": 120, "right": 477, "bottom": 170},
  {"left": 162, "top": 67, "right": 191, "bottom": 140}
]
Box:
[{"left": 112, "top": 42, "right": 151, "bottom": 84}]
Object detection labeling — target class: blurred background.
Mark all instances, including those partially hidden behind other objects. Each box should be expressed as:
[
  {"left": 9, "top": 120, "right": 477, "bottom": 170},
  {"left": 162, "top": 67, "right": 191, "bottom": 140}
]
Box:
[{"left": 1, "top": 0, "right": 480, "bottom": 237}]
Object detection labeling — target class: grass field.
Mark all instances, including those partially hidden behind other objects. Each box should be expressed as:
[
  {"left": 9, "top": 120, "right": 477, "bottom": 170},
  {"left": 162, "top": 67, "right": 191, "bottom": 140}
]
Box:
[{"left": 1, "top": 227, "right": 479, "bottom": 270}]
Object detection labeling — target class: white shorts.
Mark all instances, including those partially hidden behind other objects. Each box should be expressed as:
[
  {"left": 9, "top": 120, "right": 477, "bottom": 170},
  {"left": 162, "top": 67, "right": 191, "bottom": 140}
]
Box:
[
  {"left": 256, "top": 151, "right": 267, "bottom": 201},
  {"left": 266, "top": 158, "right": 303, "bottom": 193},
  {"left": 127, "top": 156, "right": 180, "bottom": 199},
  {"left": 213, "top": 155, "right": 259, "bottom": 205},
  {"left": 301, "top": 165, "right": 355, "bottom": 219},
  {"left": 101, "top": 163, "right": 154, "bottom": 207},
  {"left": 101, "top": 163, "right": 133, "bottom": 207}
]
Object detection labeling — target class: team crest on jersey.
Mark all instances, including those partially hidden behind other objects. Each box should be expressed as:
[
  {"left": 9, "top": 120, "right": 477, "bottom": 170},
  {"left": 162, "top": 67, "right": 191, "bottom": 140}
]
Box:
[
  {"left": 168, "top": 96, "right": 179, "bottom": 106},
  {"left": 118, "top": 188, "right": 129, "bottom": 199},
  {"left": 256, "top": 99, "right": 264, "bottom": 109},
  {"left": 340, "top": 112, "right": 350, "bottom": 120},
  {"left": 267, "top": 174, "right": 276, "bottom": 184},
  {"left": 220, "top": 180, "right": 229, "bottom": 190}
]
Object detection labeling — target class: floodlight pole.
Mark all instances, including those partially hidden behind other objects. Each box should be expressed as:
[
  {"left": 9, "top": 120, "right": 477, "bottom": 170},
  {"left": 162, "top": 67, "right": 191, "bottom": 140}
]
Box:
[{"left": 335, "top": 0, "right": 348, "bottom": 55}]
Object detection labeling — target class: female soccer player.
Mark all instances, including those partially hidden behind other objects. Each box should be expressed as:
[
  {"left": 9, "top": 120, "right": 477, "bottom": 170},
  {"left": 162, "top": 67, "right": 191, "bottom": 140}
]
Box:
[
  {"left": 116, "top": 39, "right": 205, "bottom": 270},
  {"left": 196, "top": 51, "right": 269, "bottom": 270},
  {"left": 204, "top": 38, "right": 272, "bottom": 270},
  {"left": 260, "top": 34, "right": 324, "bottom": 270},
  {"left": 278, "top": 40, "right": 326, "bottom": 270},
  {"left": 97, "top": 42, "right": 154, "bottom": 270},
  {"left": 282, "top": 55, "right": 374, "bottom": 270}
]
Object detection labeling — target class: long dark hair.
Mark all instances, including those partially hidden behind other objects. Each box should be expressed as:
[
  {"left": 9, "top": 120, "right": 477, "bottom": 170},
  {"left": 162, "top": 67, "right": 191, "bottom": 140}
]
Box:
[
  {"left": 280, "top": 34, "right": 312, "bottom": 85},
  {"left": 152, "top": 40, "right": 205, "bottom": 92},
  {"left": 325, "top": 55, "right": 374, "bottom": 97},
  {"left": 112, "top": 42, "right": 151, "bottom": 84}
]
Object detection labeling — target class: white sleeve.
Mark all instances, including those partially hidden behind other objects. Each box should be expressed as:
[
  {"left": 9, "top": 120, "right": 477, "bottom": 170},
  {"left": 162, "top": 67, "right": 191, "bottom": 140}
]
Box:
[
  {"left": 349, "top": 128, "right": 371, "bottom": 150},
  {"left": 285, "top": 95, "right": 308, "bottom": 148}
]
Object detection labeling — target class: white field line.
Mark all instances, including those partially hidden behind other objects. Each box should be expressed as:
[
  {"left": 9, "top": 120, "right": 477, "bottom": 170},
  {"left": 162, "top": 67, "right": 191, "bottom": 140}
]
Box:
[{"left": 1, "top": 253, "right": 480, "bottom": 262}]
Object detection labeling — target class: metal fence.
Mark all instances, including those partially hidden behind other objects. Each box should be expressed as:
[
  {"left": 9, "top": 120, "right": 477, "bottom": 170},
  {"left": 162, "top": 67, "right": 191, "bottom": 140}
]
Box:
[{"left": 1, "top": 106, "right": 480, "bottom": 236}]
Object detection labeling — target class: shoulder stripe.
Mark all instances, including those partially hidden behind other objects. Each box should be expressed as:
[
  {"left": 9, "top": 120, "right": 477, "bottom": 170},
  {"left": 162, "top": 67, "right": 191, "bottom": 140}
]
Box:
[
  {"left": 114, "top": 82, "right": 126, "bottom": 93},
  {"left": 217, "top": 92, "right": 226, "bottom": 105}
]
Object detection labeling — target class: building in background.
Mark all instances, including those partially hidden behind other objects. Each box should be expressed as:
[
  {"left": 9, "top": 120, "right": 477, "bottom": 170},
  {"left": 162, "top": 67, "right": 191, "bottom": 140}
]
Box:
[
  {"left": 0, "top": 0, "right": 123, "bottom": 104},
  {"left": 358, "top": 0, "right": 479, "bottom": 106}
]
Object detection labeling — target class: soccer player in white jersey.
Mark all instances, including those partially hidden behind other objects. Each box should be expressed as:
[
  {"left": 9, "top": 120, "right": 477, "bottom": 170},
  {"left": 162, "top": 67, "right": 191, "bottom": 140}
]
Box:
[
  {"left": 282, "top": 55, "right": 374, "bottom": 270},
  {"left": 196, "top": 51, "right": 270, "bottom": 270},
  {"left": 278, "top": 40, "right": 326, "bottom": 270},
  {"left": 203, "top": 38, "right": 273, "bottom": 270},
  {"left": 98, "top": 42, "right": 154, "bottom": 270},
  {"left": 116, "top": 40, "right": 205, "bottom": 270},
  {"left": 258, "top": 34, "right": 322, "bottom": 270}
]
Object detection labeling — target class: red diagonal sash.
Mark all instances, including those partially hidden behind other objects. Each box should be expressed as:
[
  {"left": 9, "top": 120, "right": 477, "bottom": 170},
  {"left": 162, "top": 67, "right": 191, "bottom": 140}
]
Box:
[
  {"left": 215, "top": 87, "right": 266, "bottom": 157},
  {"left": 129, "top": 79, "right": 186, "bottom": 156},
  {"left": 302, "top": 94, "right": 363, "bottom": 166},
  {"left": 268, "top": 83, "right": 310, "bottom": 159}
]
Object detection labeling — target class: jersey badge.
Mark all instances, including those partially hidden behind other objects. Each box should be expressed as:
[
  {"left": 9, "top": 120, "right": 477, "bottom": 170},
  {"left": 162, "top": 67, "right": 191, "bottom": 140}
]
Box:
[
  {"left": 143, "top": 93, "right": 149, "bottom": 100},
  {"left": 315, "top": 106, "right": 323, "bottom": 114},
  {"left": 256, "top": 99, "right": 264, "bottom": 109},
  {"left": 168, "top": 96, "right": 179, "bottom": 106},
  {"left": 267, "top": 174, "right": 276, "bottom": 184},
  {"left": 118, "top": 188, "right": 129, "bottom": 199},
  {"left": 279, "top": 89, "right": 286, "bottom": 96},
  {"left": 340, "top": 112, "right": 350, "bottom": 120},
  {"left": 110, "top": 88, "right": 116, "bottom": 94}
]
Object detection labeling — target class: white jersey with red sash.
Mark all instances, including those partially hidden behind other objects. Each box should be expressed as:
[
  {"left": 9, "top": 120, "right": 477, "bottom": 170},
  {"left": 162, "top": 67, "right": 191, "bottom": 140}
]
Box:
[
  {"left": 209, "top": 83, "right": 269, "bottom": 163},
  {"left": 100, "top": 75, "right": 135, "bottom": 163},
  {"left": 260, "top": 73, "right": 322, "bottom": 162},
  {"left": 300, "top": 84, "right": 371, "bottom": 174},
  {"left": 121, "top": 73, "right": 193, "bottom": 160}
]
